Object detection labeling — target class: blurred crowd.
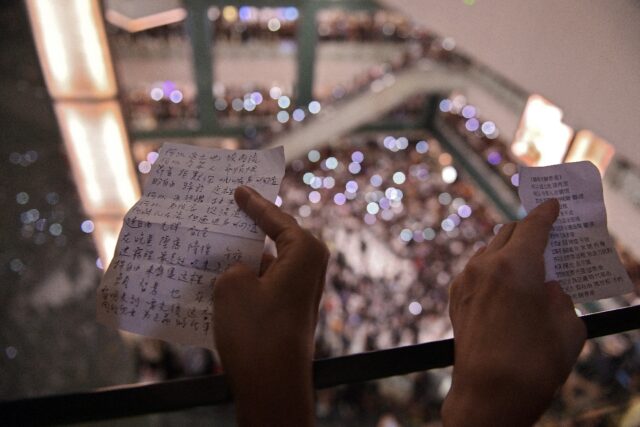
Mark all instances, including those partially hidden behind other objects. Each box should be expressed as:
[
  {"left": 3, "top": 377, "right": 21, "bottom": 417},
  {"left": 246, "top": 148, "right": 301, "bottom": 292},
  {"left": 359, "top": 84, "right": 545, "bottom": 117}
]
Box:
[
  {"left": 109, "top": 6, "right": 468, "bottom": 133},
  {"left": 108, "top": 8, "right": 427, "bottom": 46},
  {"left": 278, "top": 135, "right": 498, "bottom": 357},
  {"left": 438, "top": 95, "right": 520, "bottom": 191}
]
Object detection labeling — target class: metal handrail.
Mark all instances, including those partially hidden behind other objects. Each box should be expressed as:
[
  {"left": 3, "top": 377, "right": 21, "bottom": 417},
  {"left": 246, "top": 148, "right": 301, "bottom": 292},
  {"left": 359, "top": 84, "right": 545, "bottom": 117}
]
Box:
[{"left": 3, "top": 305, "right": 639, "bottom": 426}]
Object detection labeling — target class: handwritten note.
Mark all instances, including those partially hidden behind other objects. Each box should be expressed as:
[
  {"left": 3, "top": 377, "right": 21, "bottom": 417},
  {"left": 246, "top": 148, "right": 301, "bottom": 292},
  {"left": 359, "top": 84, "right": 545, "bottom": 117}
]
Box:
[
  {"left": 97, "top": 143, "right": 285, "bottom": 348},
  {"left": 518, "top": 161, "right": 633, "bottom": 303}
]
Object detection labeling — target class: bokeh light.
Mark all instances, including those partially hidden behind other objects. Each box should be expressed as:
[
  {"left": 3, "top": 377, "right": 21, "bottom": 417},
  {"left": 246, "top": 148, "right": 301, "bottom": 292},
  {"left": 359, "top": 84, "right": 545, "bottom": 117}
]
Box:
[
  {"left": 408, "top": 301, "right": 423, "bottom": 315},
  {"left": 269, "top": 86, "right": 282, "bottom": 100},
  {"left": 439, "top": 99, "right": 452, "bottom": 112},
  {"left": 415, "top": 140, "right": 429, "bottom": 153},
  {"left": 276, "top": 111, "right": 289, "bottom": 123},
  {"left": 267, "top": 18, "right": 281, "bottom": 32},
  {"left": 392, "top": 171, "right": 406, "bottom": 185},
  {"left": 308, "top": 150, "right": 321, "bottom": 163},
  {"left": 308, "top": 101, "right": 321, "bottom": 114},
  {"left": 150, "top": 87, "right": 163, "bottom": 101},
  {"left": 366, "top": 202, "right": 380, "bottom": 215},
  {"left": 81, "top": 220, "right": 95, "bottom": 233},
  {"left": 16, "top": 192, "right": 29, "bottom": 205},
  {"left": 348, "top": 162, "right": 361, "bottom": 174},
  {"left": 277, "top": 96, "right": 291, "bottom": 109},
  {"left": 442, "top": 166, "right": 458, "bottom": 183},
  {"left": 292, "top": 108, "right": 305, "bottom": 122},
  {"left": 326, "top": 157, "right": 338, "bottom": 170},
  {"left": 308, "top": 191, "right": 321, "bottom": 204}
]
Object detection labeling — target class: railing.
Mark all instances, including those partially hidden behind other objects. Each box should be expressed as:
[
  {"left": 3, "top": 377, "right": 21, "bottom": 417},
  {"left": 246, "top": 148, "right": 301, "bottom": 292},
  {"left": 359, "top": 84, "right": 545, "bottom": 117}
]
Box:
[{"left": 3, "top": 305, "right": 640, "bottom": 426}]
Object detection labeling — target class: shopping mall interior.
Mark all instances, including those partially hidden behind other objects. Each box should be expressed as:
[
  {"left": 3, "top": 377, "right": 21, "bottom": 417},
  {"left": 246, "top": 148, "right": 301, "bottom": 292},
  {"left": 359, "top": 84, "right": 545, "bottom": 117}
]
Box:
[{"left": 1, "top": 0, "right": 640, "bottom": 425}]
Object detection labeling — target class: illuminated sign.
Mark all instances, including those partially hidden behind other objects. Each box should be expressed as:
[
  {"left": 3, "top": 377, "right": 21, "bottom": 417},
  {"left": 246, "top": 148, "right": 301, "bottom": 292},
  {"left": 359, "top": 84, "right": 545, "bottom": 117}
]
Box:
[
  {"left": 565, "top": 130, "right": 615, "bottom": 176},
  {"left": 511, "top": 95, "right": 573, "bottom": 166}
]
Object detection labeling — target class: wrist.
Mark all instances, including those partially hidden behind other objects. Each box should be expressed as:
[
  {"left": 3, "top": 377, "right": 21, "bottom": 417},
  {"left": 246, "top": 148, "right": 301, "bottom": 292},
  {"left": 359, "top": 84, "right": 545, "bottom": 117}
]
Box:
[
  {"left": 230, "top": 349, "right": 315, "bottom": 427},
  {"left": 221, "top": 336, "right": 315, "bottom": 427}
]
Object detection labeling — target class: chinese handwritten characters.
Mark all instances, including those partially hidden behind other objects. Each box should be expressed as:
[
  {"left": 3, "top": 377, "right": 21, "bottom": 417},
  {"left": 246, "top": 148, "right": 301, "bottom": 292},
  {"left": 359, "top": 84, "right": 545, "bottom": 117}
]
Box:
[
  {"left": 97, "top": 144, "right": 285, "bottom": 348},
  {"left": 519, "top": 161, "right": 632, "bottom": 303}
]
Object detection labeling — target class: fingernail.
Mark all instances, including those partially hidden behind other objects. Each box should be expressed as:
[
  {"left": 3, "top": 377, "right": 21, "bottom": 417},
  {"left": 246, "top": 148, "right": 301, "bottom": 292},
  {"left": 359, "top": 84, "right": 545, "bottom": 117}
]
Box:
[
  {"left": 542, "top": 198, "right": 559, "bottom": 210},
  {"left": 537, "top": 198, "right": 560, "bottom": 216},
  {"left": 240, "top": 185, "right": 260, "bottom": 195},
  {"left": 234, "top": 185, "right": 252, "bottom": 206}
]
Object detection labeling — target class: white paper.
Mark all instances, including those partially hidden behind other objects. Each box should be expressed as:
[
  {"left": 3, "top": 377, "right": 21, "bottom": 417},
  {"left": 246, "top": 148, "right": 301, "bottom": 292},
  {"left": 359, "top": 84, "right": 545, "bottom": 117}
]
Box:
[
  {"left": 518, "top": 161, "right": 633, "bottom": 303},
  {"left": 97, "top": 143, "right": 285, "bottom": 348}
]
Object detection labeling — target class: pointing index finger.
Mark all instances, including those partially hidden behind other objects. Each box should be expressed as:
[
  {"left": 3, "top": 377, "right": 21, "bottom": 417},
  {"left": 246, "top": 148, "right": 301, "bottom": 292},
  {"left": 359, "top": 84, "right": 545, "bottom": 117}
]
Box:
[
  {"left": 506, "top": 198, "right": 560, "bottom": 255},
  {"left": 234, "top": 185, "right": 299, "bottom": 247}
]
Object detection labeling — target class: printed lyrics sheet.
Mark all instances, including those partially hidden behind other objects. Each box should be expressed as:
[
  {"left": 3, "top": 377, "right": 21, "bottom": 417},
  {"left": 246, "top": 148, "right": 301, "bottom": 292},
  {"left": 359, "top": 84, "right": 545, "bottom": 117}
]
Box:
[{"left": 518, "top": 161, "right": 632, "bottom": 303}]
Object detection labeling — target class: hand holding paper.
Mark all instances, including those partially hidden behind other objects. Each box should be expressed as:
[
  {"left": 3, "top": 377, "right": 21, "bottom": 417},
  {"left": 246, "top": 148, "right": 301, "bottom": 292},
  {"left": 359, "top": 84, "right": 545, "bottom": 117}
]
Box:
[
  {"left": 443, "top": 200, "right": 587, "bottom": 427},
  {"left": 518, "top": 161, "right": 633, "bottom": 303},
  {"left": 96, "top": 143, "right": 285, "bottom": 348},
  {"left": 213, "top": 186, "right": 328, "bottom": 427}
]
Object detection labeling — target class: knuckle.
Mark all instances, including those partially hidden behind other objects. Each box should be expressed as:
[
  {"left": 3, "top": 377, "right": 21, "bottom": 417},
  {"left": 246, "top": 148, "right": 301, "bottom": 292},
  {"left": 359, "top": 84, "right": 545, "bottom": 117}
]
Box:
[
  {"left": 300, "top": 230, "right": 325, "bottom": 253},
  {"left": 282, "top": 225, "right": 306, "bottom": 243},
  {"left": 496, "top": 222, "right": 514, "bottom": 236},
  {"left": 463, "top": 261, "right": 482, "bottom": 279},
  {"left": 471, "top": 245, "right": 487, "bottom": 259},
  {"left": 280, "top": 210, "right": 298, "bottom": 226},
  {"left": 300, "top": 228, "right": 316, "bottom": 243}
]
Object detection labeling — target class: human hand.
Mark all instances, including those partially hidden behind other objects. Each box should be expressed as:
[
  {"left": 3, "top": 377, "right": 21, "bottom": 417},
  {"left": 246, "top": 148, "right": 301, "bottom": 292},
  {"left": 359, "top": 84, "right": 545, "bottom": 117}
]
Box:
[
  {"left": 442, "top": 199, "right": 586, "bottom": 427},
  {"left": 214, "top": 185, "right": 328, "bottom": 427}
]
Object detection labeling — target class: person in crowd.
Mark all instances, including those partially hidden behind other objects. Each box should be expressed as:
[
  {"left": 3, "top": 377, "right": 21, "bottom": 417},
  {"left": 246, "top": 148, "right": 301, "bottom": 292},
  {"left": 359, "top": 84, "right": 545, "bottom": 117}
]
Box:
[{"left": 213, "top": 186, "right": 586, "bottom": 426}]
